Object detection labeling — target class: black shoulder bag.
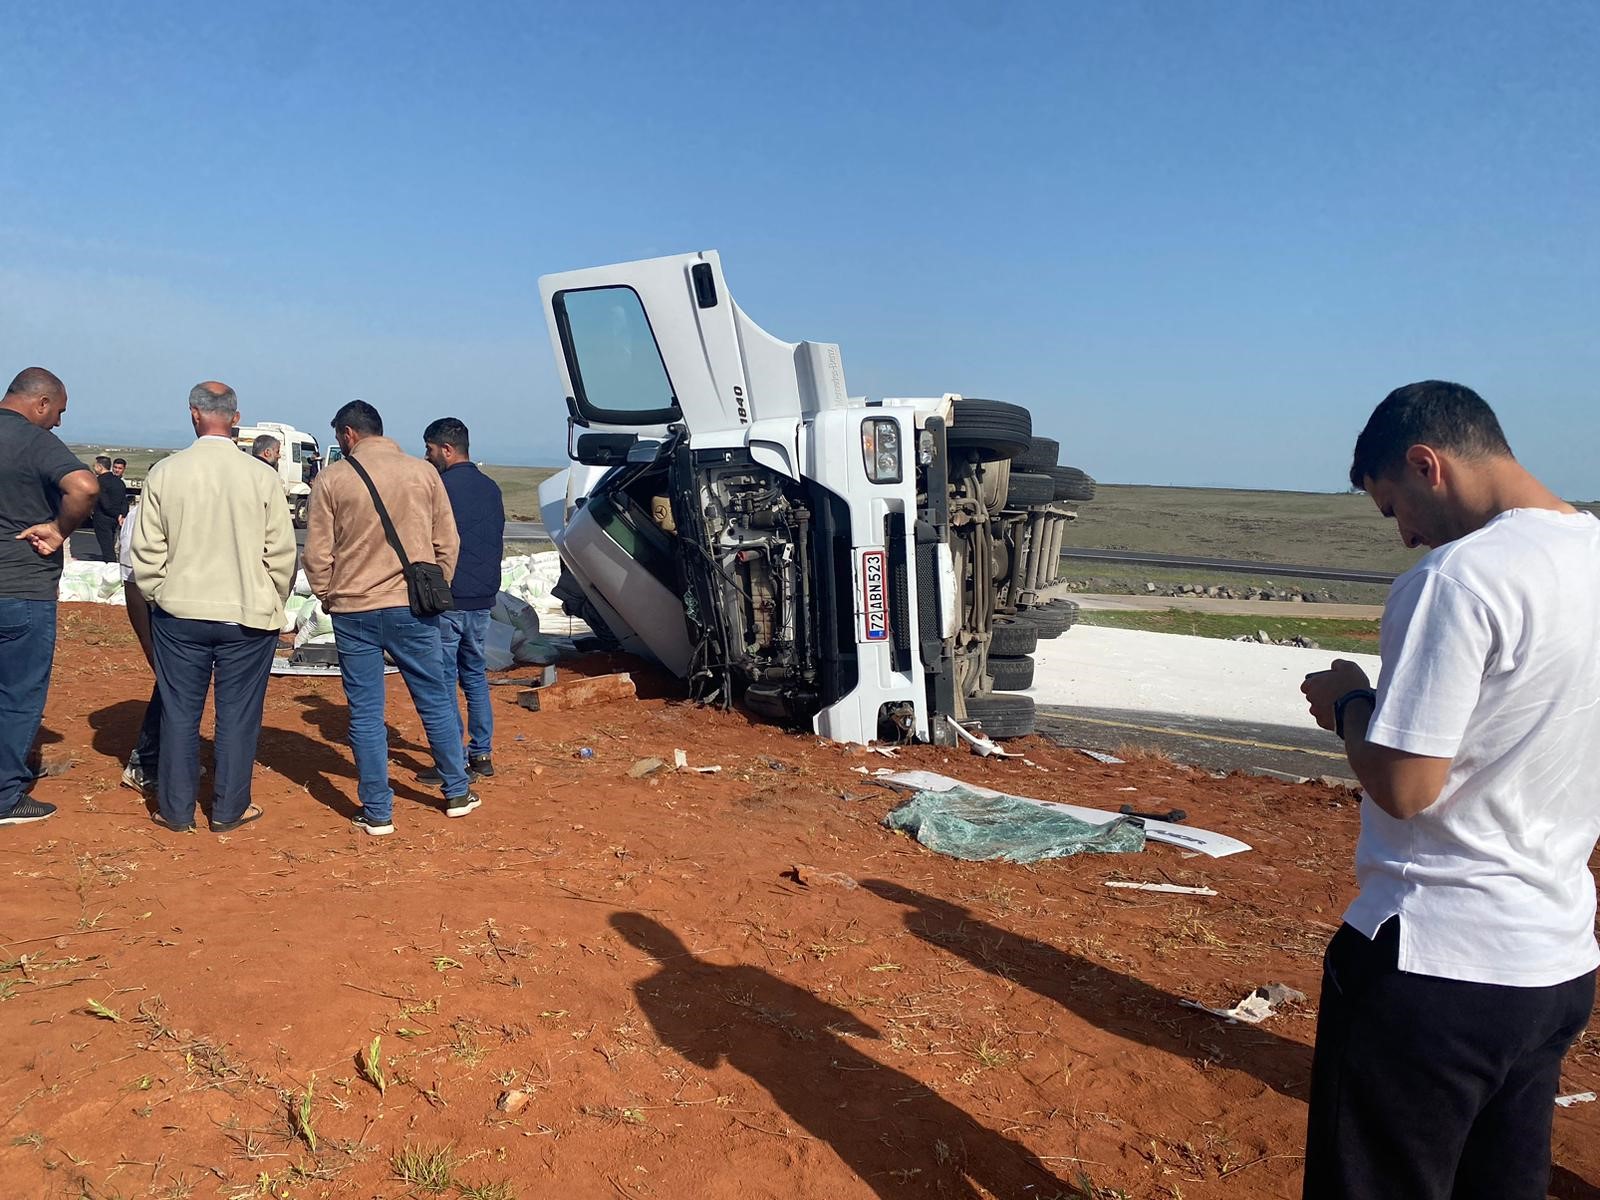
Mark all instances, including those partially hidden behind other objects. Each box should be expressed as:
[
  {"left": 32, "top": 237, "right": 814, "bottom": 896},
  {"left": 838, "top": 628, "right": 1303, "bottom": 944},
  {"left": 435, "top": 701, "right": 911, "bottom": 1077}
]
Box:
[{"left": 346, "top": 456, "right": 455, "bottom": 618}]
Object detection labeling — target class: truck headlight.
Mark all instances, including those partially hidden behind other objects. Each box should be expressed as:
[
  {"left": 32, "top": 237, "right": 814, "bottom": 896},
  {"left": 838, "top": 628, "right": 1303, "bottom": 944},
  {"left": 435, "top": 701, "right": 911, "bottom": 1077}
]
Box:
[{"left": 860, "top": 417, "right": 902, "bottom": 484}]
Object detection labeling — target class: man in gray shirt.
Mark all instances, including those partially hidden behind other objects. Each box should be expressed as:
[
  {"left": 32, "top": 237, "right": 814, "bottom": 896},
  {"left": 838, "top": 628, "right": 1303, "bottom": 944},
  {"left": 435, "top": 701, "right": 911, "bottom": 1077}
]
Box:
[{"left": 0, "top": 368, "right": 99, "bottom": 826}]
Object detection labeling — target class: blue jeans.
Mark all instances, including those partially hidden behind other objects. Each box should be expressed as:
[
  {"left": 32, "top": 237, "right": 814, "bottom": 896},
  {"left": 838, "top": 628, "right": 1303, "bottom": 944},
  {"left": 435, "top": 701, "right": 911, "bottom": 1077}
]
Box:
[
  {"left": 0, "top": 599, "right": 57, "bottom": 815},
  {"left": 151, "top": 611, "right": 277, "bottom": 827},
  {"left": 438, "top": 608, "right": 493, "bottom": 758},
  {"left": 331, "top": 607, "right": 470, "bottom": 823}
]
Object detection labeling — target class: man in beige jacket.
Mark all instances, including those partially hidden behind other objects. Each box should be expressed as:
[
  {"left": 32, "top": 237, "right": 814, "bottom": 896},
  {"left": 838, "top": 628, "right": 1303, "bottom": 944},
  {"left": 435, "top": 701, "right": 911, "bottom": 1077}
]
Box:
[
  {"left": 303, "top": 400, "right": 476, "bottom": 835},
  {"left": 131, "top": 382, "right": 296, "bottom": 833}
]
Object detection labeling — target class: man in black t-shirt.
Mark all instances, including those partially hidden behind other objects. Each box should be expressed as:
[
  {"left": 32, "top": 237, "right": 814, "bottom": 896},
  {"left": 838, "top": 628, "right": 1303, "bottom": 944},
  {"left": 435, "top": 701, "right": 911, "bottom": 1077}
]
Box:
[
  {"left": 0, "top": 367, "right": 99, "bottom": 826},
  {"left": 90, "top": 455, "right": 127, "bottom": 562}
]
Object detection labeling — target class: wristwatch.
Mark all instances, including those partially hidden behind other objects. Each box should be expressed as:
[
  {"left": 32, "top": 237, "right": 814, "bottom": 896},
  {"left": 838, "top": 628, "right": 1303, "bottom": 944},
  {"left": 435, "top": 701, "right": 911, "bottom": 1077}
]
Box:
[{"left": 1333, "top": 688, "right": 1377, "bottom": 739}]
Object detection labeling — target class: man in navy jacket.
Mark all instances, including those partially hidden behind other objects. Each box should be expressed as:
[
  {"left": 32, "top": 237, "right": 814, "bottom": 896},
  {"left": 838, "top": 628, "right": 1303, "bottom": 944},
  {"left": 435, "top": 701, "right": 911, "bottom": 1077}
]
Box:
[{"left": 422, "top": 418, "right": 504, "bottom": 780}]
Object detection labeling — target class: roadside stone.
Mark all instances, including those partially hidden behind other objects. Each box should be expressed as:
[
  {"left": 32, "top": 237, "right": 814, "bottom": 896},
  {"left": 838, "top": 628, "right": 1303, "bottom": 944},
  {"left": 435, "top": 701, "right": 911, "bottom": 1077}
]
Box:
[
  {"left": 1257, "top": 629, "right": 1272, "bottom": 644},
  {"left": 497, "top": 1090, "right": 530, "bottom": 1114}
]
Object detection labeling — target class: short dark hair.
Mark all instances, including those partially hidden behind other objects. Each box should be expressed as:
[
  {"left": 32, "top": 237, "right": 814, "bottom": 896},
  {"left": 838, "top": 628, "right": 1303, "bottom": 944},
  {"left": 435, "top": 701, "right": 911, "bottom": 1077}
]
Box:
[
  {"left": 423, "top": 417, "right": 470, "bottom": 456},
  {"left": 331, "top": 399, "right": 383, "bottom": 437},
  {"left": 94, "top": 455, "right": 113, "bottom": 469},
  {"left": 5, "top": 366, "right": 65, "bottom": 402},
  {"left": 112, "top": 457, "right": 126, "bottom": 467},
  {"left": 1349, "top": 381, "right": 1512, "bottom": 489}
]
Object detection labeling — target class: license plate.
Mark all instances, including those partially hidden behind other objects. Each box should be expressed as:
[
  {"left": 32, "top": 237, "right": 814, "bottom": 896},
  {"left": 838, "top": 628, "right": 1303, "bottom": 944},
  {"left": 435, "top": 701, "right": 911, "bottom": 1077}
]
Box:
[{"left": 859, "top": 549, "right": 888, "bottom": 641}]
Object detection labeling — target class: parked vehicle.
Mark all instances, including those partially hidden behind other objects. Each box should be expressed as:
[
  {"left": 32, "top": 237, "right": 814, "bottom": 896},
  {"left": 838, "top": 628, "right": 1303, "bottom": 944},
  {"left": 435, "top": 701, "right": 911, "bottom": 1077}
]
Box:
[
  {"left": 234, "top": 422, "right": 324, "bottom": 527},
  {"left": 536, "top": 251, "right": 1093, "bottom": 745}
]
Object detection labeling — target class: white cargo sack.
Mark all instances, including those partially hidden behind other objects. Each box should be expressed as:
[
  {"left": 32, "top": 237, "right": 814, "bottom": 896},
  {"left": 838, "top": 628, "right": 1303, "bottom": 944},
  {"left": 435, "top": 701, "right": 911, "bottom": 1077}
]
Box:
[{"left": 294, "top": 597, "right": 336, "bottom": 647}]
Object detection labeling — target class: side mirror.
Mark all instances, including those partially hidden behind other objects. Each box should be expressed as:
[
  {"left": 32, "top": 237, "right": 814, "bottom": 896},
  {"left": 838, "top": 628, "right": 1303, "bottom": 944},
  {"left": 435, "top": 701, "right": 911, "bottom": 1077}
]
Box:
[{"left": 626, "top": 439, "right": 663, "bottom": 464}]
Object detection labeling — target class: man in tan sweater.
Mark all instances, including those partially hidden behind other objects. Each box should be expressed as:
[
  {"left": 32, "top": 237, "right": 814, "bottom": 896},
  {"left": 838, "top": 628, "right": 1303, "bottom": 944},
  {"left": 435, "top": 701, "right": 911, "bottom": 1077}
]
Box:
[
  {"left": 130, "top": 382, "right": 296, "bottom": 833},
  {"left": 303, "top": 400, "right": 477, "bottom": 835}
]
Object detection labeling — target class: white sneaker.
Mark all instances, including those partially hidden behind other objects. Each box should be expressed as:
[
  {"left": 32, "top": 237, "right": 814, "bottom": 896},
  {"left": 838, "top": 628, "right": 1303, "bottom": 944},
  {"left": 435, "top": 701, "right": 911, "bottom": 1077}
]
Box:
[
  {"left": 121, "top": 763, "right": 155, "bottom": 796},
  {"left": 351, "top": 814, "right": 395, "bottom": 836}
]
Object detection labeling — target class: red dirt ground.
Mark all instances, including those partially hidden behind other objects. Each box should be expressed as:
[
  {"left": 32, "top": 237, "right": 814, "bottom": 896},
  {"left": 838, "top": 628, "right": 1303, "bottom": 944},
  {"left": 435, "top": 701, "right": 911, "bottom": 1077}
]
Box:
[{"left": 2, "top": 603, "right": 1596, "bottom": 1200}]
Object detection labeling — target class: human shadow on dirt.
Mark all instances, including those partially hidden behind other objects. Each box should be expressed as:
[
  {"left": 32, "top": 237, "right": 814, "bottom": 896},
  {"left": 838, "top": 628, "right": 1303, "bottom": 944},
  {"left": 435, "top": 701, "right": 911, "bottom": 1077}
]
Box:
[
  {"left": 863, "top": 880, "right": 1312, "bottom": 1102},
  {"left": 611, "top": 912, "right": 1060, "bottom": 1199},
  {"left": 294, "top": 690, "right": 433, "bottom": 772},
  {"left": 1553, "top": 1164, "right": 1600, "bottom": 1199},
  {"left": 86, "top": 694, "right": 161, "bottom": 759},
  {"left": 275, "top": 694, "right": 448, "bottom": 818}
]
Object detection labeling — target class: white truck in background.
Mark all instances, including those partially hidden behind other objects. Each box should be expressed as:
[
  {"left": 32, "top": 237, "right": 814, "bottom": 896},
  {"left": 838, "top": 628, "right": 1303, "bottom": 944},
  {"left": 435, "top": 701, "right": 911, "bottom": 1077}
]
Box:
[
  {"left": 233, "top": 422, "right": 324, "bottom": 527},
  {"left": 535, "top": 250, "right": 1095, "bottom": 746}
]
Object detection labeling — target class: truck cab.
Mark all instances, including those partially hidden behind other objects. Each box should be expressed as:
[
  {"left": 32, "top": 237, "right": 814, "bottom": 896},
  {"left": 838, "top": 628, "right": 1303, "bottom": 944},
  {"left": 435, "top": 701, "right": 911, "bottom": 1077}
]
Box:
[
  {"left": 234, "top": 422, "right": 323, "bottom": 527},
  {"left": 538, "top": 251, "right": 1060, "bottom": 745}
]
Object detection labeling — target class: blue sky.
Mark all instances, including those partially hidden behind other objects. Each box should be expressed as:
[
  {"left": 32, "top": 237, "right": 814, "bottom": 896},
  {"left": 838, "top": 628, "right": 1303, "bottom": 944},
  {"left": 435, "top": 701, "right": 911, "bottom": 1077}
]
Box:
[{"left": 2, "top": 1, "right": 1595, "bottom": 495}]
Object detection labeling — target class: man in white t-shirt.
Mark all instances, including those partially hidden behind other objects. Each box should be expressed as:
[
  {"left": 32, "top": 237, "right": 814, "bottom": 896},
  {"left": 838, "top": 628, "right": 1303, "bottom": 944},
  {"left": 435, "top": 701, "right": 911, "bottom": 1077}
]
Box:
[{"left": 1299, "top": 381, "right": 1599, "bottom": 1199}]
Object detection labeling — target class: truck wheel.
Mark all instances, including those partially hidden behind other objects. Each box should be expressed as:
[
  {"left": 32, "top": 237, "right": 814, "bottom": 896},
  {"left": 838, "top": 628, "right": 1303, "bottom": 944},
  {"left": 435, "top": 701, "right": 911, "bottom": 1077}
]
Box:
[
  {"left": 1004, "top": 471, "right": 1055, "bottom": 508},
  {"left": 1047, "top": 466, "right": 1096, "bottom": 502},
  {"left": 988, "top": 654, "right": 1035, "bottom": 690},
  {"left": 989, "top": 618, "right": 1039, "bottom": 656},
  {"left": 293, "top": 498, "right": 310, "bottom": 527},
  {"left": 947, "top": 398, "right": 1031, "bottom": 462},
  {"left": 1012, "top": 436, "right": 1060, "bottom": 472},
  {"left": 1020, "top": 607, "right": 1073, "bottom": 637},
  {"left": 1046, "top": 598, "right": 1080, "bottom": 620},
  {"left": 964, "top": 694, "right": 1036, "bottom": 738}
]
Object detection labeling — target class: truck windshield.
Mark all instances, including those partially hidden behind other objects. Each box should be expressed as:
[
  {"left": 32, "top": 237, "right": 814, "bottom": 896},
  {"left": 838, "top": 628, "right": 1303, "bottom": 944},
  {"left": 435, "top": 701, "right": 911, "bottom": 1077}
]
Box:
[{"left": 555, "top": 286, "right": 679, "bottom": 426}]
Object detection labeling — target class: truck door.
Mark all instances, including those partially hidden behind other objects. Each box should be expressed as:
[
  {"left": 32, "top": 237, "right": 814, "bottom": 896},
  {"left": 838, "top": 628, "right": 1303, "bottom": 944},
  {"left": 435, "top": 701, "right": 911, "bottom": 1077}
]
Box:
[{"left": 539, "top": 251, "right": 751, "bottom": 466}]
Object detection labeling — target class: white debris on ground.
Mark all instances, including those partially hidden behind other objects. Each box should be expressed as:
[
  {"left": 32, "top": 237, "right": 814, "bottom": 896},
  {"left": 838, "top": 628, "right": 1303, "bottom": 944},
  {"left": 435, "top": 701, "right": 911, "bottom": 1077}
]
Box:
[
  {"left": 1182, "top": 982, "right": 1306, "bottom": 1025},
  {"left": 59, "top": 551, "right": 588, "bottom": 671}
]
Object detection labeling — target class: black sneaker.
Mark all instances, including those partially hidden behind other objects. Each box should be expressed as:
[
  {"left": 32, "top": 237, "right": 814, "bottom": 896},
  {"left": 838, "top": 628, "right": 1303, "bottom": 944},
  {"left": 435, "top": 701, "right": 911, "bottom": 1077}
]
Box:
[
  {"left": 467, "top": 755, "right": 495, "bottom": 778},
  {"left": 444, "top": 791, "right": 481, "bottom": 818},
  {"left": 0, "top": 798, "right": 57, "bottom": 826},
  {"left": 351, "top": 813, "right": 395, "bottom": 837}
]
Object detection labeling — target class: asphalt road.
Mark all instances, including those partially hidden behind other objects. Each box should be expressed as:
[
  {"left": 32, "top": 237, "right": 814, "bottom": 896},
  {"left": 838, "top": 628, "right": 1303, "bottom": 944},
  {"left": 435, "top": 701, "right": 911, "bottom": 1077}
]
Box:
[
  {"left": 1057, "top": 546, "right": 1396, "bottom": 584},
  {"left": 1036, "top": 703, "right": 1355, "bottom": 784}
]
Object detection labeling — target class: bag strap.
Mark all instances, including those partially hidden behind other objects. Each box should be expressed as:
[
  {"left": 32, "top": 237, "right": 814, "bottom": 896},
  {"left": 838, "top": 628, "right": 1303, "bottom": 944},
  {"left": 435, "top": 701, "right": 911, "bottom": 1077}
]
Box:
[{"left": 345, "top": 454, "right": 414, "bottom": 572}]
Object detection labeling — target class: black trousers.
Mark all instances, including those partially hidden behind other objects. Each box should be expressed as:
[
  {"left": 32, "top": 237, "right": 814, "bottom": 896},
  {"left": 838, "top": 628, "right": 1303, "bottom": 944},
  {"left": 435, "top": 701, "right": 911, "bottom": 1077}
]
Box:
[
  {"left": 150, "top": 610, "right": 276, "bottom": 827},
  {"left": 127, "top": 683, "right": 162, "bottom": 773},
  {"left": 91, "top": 514, "right": 118, "bottom": 562},
  {"left": 1304, "top": 918, "right": 1595, "bottom": 1200}
]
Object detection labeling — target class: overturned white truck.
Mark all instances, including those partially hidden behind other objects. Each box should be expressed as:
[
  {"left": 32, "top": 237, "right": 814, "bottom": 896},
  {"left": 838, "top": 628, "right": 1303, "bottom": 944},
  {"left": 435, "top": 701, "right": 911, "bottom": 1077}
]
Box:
[{"left": 536, "top": 251, "right": 1094, "bottom": 746}]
